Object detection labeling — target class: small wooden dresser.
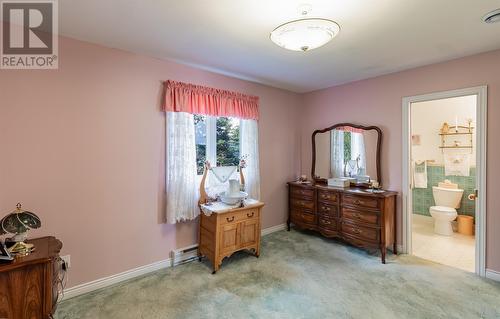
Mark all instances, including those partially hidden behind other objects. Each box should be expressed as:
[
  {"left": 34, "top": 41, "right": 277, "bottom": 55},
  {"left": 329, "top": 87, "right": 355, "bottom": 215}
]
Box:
[
  {"left": 288, "top": 181, "right": 397, "bottom": 263},
  {"left": 0, "top": 236, "right": 63, "bottom": 319},
  {"left": 199, "top": 201, "right": 264, "bottom": 273}
]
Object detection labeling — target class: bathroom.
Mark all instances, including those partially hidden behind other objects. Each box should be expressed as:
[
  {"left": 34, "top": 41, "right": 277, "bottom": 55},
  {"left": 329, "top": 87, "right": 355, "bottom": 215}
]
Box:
[{"left": 410, "top": 95, "right": 477, "bottom": 272}]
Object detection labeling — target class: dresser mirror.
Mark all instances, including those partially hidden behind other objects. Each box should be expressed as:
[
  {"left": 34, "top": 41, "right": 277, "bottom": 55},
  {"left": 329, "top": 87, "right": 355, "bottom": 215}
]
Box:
[{"left": 312, "top": 123, "right": 382, "bottom": 185}]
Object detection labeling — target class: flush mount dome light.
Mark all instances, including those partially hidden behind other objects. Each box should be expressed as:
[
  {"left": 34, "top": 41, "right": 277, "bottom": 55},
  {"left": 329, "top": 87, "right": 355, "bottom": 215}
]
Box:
[
  {"left": 270, "top": 6, "right": 340, "bottom": 52},
  {"left": 483, "top": 8, "right": 500, "bottom": 23}
]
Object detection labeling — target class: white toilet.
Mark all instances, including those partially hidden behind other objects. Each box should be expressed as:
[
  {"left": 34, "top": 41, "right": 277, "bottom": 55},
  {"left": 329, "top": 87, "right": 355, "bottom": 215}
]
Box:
[{"left": 429, "top": 183, "right": 464, "bottom": 236}]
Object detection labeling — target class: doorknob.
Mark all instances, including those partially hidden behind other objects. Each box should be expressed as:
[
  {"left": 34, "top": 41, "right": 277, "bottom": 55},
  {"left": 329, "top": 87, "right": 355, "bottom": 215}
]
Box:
[{"left": 468, "top": 189, "right": 478, "bottom": 201}]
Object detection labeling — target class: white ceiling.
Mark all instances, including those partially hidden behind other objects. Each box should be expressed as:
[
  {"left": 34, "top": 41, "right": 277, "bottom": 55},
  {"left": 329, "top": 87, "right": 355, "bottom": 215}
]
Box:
[{"left": 59, "top": 0, "right": 500, "bottom": 93}]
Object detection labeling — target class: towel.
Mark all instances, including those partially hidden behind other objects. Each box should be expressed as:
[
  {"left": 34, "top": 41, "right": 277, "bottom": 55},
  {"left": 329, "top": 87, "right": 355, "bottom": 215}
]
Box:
[
  {"left": 413, "top": 160, "right": 428, "bottom": 189},
  {"left": 444, "top": 153, "right": 470, "bottom": 176}
]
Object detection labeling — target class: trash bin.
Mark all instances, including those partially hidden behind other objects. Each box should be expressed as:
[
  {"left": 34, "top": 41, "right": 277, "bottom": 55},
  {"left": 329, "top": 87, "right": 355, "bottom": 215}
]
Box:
[{"left": 457, "top": 215, "right": 474, "bottom": 236}]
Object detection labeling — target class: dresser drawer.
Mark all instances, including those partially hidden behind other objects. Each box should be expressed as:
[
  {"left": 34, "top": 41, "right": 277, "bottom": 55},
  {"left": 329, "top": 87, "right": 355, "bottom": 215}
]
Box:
[
  {"left": 220, "top": 209, "right": 258, "bottom": 225},
  {"left": 290, "top": 209, "right": 317, "bottom": 226},
  {"left": 290, "top": 198, "right": 314, "bottom": 210},
  {"left": 318, "top": 215, "right": 338, "bottom": 230},
  {"left": 342, "top": 208, "right": 379, "bottom": 226},
  {"left": 343, "top": 195, "right": 380, "bottom": 210},
  {"left": 341, "top": 221, "right": 380, "bottom": 243},
  {"left": 317, "top": 202, "right": 338, "bottom": 218},
  {"left": 318, "top": 190, "right": 338, "bottom": 204},
  {"left": 290, "top": 186, "right": 314, "bottom": 199}
]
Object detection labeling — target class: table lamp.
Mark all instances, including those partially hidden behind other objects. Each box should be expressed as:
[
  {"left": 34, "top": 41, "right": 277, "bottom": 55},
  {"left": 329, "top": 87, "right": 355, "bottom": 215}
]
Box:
[{"left": 0, "top": 203, "right": 41, "bottom": 255}]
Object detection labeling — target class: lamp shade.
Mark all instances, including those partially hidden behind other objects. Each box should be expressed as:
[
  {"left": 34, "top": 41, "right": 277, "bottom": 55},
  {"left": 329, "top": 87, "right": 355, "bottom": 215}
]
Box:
[{"left": 0, "top": 203, "right": 41, "bottom": 237}]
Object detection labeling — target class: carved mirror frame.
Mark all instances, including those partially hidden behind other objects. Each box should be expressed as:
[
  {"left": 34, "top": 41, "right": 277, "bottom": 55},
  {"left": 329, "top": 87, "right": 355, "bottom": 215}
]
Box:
[{"left": 311, "top": 123, "right": 383, "bottom": 185}]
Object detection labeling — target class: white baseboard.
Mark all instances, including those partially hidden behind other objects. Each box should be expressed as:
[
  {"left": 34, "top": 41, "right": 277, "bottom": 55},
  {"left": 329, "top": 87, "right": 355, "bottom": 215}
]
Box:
[
  {"left": 261, "top": 223, "right": 287, "bottom": 236},
  {"left": 61, "top": 223, "right": 287, "bottom": 301},
  {"left": 62, "top": 258, "right": 171, "bottom": 301},
  {"left": 486, "top": 269, "right": 500, "bottom": 282}
]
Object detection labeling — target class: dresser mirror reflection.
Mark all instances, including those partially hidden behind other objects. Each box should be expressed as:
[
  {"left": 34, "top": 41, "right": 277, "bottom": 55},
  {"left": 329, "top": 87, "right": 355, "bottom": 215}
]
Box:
[{"left": 312, "top": 123, "right": 382, "bottom": 186}]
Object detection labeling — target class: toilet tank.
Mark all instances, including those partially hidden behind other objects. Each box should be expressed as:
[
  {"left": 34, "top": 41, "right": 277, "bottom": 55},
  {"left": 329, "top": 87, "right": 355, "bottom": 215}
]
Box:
[{"left": 432, "top": 186, "right": 464, "bottom": 208}]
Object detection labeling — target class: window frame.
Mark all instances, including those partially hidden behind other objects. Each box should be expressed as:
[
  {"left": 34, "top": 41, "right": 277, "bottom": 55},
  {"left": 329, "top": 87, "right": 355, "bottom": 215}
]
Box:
[{"left": 196, "top": 115, "right": 242, "bottom": 176}]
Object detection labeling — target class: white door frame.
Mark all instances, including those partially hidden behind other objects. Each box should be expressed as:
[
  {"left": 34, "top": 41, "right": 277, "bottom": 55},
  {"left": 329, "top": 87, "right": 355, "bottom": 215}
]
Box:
[{"left": 402, "top": 86, "right": 487, "bottom": 277}]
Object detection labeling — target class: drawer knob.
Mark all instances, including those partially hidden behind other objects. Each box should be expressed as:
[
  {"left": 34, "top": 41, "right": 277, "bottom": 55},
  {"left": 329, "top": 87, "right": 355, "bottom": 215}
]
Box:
[
  {"left": 354, "top": 213, "right": 361, "bottom": 219},
  {"left": 247, "top": 212, "right": 255, "bottom": 218},
  {"left": 322, "top": 206, "right": 330, "bottom": 211},
  {"left": 324, "top": 220, "right": 331, "bottom": 225},
  {"left": 352, "top": 228, "right": 361, "bottom": 234},
  {"left": 226, "top": 216, "right": 235, "bottom": 222},
  {"left": 354, "top": 200, "right": 362, "bottom": 205}
]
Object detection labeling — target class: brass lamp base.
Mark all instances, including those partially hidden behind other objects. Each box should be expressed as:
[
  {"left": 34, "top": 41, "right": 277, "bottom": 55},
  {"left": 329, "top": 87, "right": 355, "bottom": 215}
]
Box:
[{"left": 8, "top": 241, "right": 35, "bottom": 256}]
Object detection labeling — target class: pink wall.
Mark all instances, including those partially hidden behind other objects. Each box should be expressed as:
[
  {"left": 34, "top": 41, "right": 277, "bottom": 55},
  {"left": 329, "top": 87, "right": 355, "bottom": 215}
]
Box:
[
  {"left": 0, "top": 37, "right": 301, "bottom": 287},
  {"left": 1, "top": 34, "right": 499, "bottom": 289},
  {"left": 301, "top": 49, "right": 500, "bottom": 272}
]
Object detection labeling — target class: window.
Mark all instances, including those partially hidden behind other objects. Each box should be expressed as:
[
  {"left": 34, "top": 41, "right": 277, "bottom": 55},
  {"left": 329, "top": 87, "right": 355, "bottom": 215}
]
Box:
[{"left": 194, "top": 115, "right": 240, "bottom": 175}]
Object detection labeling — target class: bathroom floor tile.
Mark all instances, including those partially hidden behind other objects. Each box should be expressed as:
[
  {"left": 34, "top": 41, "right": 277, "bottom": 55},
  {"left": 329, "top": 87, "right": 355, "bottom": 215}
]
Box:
[{"left": 412, "top": 214, "right": 475, "bottom": 272}]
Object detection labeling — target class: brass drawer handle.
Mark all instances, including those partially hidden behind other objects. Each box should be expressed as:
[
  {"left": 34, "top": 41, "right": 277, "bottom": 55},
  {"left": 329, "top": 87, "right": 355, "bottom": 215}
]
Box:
[
  {"left": 323, "top": 220, "right": 331, "bottom": 225},
  {"left": 353, "top": 199, "right": 361, "bottom": 205},
  {"left": 226, "top": 216, "right": 235, "bottom": 222},
  {"left": 351, "top": 228, "right": 361, "bottom": 234},
  {"left": 321, "top": 194, "right": 331, "bottom": 200},
  {"left": 247, "top": 212, "right": 255, "bottom": 218},
  {"left": 322, "top": 206, "right": 330, "bottom": 211},
  {"left": 354, "top": 213, "right": 361, "bottom": 219}
]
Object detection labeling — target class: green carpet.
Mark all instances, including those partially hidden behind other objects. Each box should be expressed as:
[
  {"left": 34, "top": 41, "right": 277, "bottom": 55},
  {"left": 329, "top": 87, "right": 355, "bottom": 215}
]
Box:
[{"left": 56, "top": 229, "right": 500, "bottom": 319}]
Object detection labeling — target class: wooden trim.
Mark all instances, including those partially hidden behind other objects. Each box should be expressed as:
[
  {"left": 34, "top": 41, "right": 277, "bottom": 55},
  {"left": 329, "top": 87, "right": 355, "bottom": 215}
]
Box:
[{"left": 311, "top": 123, "right": 382, "bottom": 186}]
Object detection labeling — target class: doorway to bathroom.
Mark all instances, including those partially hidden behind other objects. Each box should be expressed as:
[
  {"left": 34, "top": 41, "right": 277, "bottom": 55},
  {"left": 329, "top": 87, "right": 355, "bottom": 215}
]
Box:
[{"left": 402, "top": 87, "right": 487, "bottom": 276}]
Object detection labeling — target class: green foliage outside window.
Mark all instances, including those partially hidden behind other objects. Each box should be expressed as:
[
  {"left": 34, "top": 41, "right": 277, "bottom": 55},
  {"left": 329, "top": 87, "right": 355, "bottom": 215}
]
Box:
[
  {"left": 216, "top": 117, "right": 240, "bottom": 167},
  {"left": 344, "top": 131, "right": 352, "bottom": 161}
]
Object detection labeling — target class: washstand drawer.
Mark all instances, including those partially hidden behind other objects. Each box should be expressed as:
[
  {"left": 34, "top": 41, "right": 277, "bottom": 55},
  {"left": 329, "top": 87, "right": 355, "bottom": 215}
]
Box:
[
  {"left": 318, "top": 216, "right": 337, "bottom": 230},
  {"left": 290, "top": 198, "right": 314, "bottom": 210},
  {"left": 342, "top": 208, "right": 379, "bottom": 226},
  {"left": 343, "top": 195, "right": 380, "bottom": 210},
  {"left": 318, "top": 190, "right": 338, "bottom": 204},
  {"left": 317, "top": 202, "right": 338, "bottom": 218},
  {"left": 290, "top": 186, "right": 314, "bottom": 199},
  {"left": 290, "top": 209, "right": 317, "bottom": 225},
  {"left": 341, "top": 221, "right": 380, "bottom": 243},
  {"left": 221, "top": 209, "right": 258, "bottom": 225}
]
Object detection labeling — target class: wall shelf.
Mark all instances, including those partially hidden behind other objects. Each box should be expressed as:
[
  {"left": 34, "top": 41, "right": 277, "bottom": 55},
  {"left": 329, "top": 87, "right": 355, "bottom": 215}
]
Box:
[
  {"left": 439, "top": 132, "right": 473, "bottom": 136},
  {"left": 439, "top": 123, "right": 473, "bottom": 153},
  {"left": 439, "top": 145, "right": 473, "bottom": 149}
]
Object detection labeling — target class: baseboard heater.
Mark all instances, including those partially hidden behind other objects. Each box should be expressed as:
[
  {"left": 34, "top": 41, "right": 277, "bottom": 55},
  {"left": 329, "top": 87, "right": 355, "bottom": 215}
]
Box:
[{"left": 170, "top": 244, "right": 199, "bottom": 267}]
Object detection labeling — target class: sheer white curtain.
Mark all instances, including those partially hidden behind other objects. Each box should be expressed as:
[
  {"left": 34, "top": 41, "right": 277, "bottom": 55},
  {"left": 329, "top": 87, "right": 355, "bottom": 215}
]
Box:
[
  {"left": 351, "top": 132, "right": 366, "bottom": 175},
  {"left": 165, "top": 112, "right": 199, "bottom": 223},
  {"left": 330, "top": 130, "right": 344, "bottom": 178},
  {"left": 240, "top": 119, "right": 260, "bottom": 200}
]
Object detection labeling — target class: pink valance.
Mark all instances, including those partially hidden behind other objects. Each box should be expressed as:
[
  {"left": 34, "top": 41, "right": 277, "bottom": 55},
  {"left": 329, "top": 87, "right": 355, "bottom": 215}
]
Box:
[
  {"left": 163, "top": 80, "right": 259, "bottom": 120},
  {"left": 338, "top": 126, "right": 364, "bottom": 134}
]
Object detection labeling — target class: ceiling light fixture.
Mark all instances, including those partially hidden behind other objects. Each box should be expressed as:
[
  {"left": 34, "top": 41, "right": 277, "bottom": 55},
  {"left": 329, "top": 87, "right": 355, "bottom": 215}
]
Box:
[
  {"left": 483, "top": 8, "right": 500, "bottom": 23},
  {"left": 270, "top": 5, "right": 340, "bottom": 52}
]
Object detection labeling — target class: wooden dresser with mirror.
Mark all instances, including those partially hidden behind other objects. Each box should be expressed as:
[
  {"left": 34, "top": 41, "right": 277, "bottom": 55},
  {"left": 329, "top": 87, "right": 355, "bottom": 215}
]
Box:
[{"left": 287, "top": 123, "right": 398, "bottom": 263}]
